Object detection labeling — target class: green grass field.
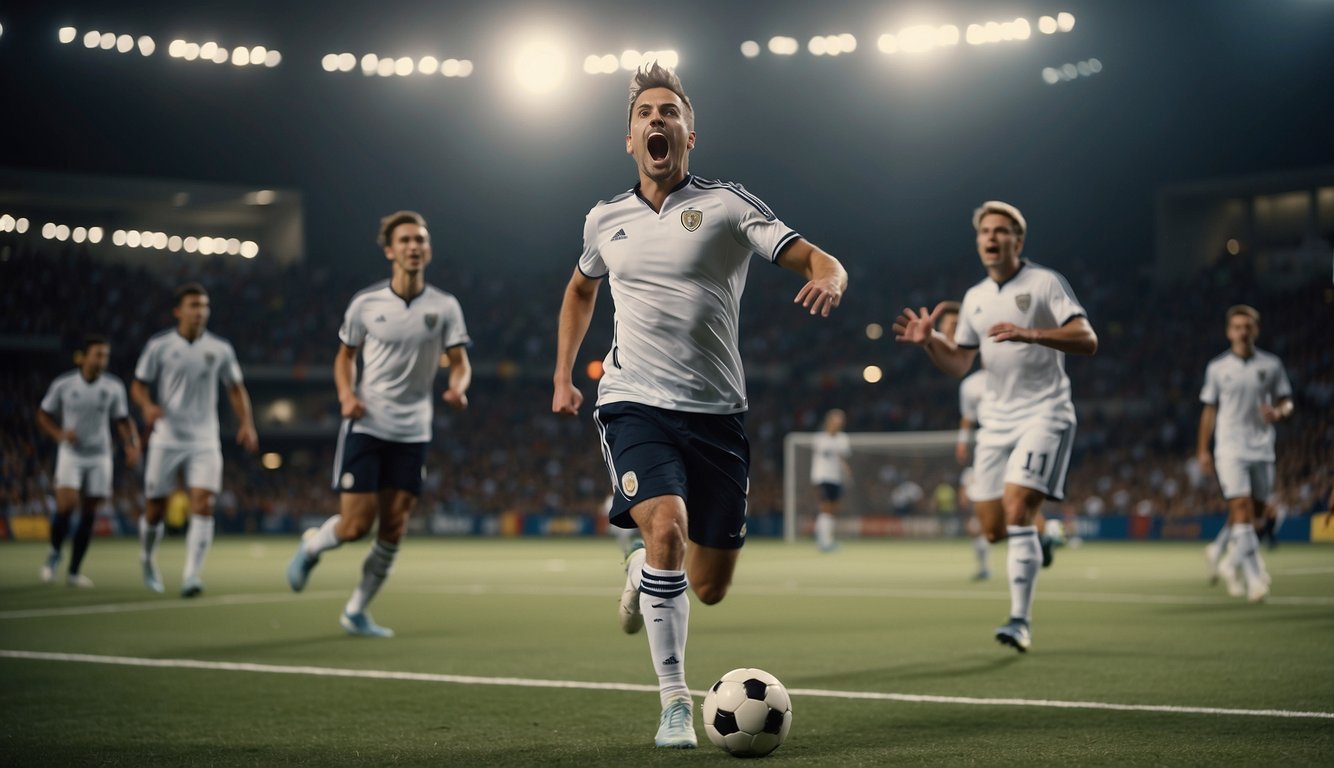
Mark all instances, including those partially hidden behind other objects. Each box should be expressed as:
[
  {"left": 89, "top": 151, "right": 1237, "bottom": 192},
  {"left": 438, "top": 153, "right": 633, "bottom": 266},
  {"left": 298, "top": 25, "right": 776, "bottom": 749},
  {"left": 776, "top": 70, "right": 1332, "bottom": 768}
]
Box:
[{"left": 2, "top": 536, "right": 1332, "bottom": 766}]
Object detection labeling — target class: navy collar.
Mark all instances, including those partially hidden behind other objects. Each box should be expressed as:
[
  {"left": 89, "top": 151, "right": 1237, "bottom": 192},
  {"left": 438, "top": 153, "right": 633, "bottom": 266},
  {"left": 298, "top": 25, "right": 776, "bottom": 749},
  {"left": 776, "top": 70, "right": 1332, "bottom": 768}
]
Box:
[
  {"left": 633, "top": 174, "right": 693, "bottom": 211},
  {"left": 991, "top": 259, "right": 1028, "bottom": 289}
]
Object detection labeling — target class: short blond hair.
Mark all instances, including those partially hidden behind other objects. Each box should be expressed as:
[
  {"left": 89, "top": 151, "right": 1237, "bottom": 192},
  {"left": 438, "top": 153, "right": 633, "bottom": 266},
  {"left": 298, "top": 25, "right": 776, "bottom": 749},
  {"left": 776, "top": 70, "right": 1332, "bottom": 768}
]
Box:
[
  {"left": 972, "top": 201, "right": 1027, "bottom": 238},
  {"left": 1226, "top": 304, "right": 1260, "bottom": 324},
  {"left": 378, "top": 210, "right": 426, "bottom": 248}
]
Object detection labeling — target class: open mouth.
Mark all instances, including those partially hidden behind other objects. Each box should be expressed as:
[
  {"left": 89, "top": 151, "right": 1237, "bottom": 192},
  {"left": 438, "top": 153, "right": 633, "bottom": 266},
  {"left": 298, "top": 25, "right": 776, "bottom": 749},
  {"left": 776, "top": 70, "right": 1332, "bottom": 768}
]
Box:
[
  {"left": 647, "top": 132, "right": 669, "bottom": 161},
  {"left": 984, "top": 245, "right": 1000, "bottom": 254}
]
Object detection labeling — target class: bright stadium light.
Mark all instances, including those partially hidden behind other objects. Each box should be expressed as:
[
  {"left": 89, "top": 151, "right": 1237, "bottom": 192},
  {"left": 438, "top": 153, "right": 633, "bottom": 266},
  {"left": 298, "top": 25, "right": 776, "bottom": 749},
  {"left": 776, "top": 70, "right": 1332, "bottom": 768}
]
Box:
[
  {"left": 99, "top": 32, "right": 116, "bottom": 50},
  {"left": 15, "top": 217, "right": 28, "bottom": 234},
  {"left": 59, "top": 27, "right": 77, "bottom": 44},
  {"left": 83, "top": 30, "right": 100, "bottom": 49},
  {"left": 321, "top": 53, "right": 338, "bottom": 72},
  {"left": 167, "top": 235, "right": 182, "bottom": 252},
  {"left": 232, "top": 47, "right": 248, "bottom": 66},
  {"left": 169, "top": 39, "right": 185, "bottom": 57},
  {"left": 456, "top": 59, "right": 473, "bottom": 77},
  {"left": 1088, "top": 58, "right": 1103, "bottom": 73},
  {"left": 249, "top": 46, "right": 267, "bottom": 66},
  {"left": 1038, "top": 16, "right": 1058, "bottom": 34},
  {"left": 183, "top": 42, "right": 200, "bottom": 61},
  {"left": 240, "top": 240, "right": 259, "bottom": 259},
  {"left": 582, "top": 54, "right": 601, "bottom": 74},
  {"left": 619, "top": 49, "right": 641, "bottom": 71},
  {"left": 212, "top": 47, "right": 230, "bottom": 64},
  {"left": 152, "top": 232, "right": 169, "bottom": 250},
  {"left": 441, "top": 58, "right": 460, "bottom": 77},
  {"left": 768, "top": 36, "right": 798, "bottom": 56},
  {"left": 1057, "top": 12, "right": 1076, "bottom": 32},
  {"left": 112, "top": 229, "right": 127, "bottom": 246},
  {"left": 513, "top": 37, "right": 567, "bottom": 94},
  {"left": 808, "top": 36, "right": 828, "bottom": 56},
  {"left": 125, "top": 230, "right": 142, "bottom": 247},
  {"left": 740, "top": 40, "right": 760, "bottom": 59},
  {"left": 265, "top": 50, "right": 281, "bottom": 67},
  {"left": 899, "top": 25, "right": 938, "bottom": 53},
  {"left": 72, "top": 226, "right": 87, "bottom": 243},
  {"left": 419, "top": 55, "right": 439, "bottom": 75},
  {"left": 360, "top": 53, "right": 378, "bottom": 75},
  {"left": 336, "top": 53, "right": 355, "bottom": 72},
  {"left": 1042, "top": 67, "right": 1060, "bottom": 84},
  {"left": 183, "top": 236, "right": 198, "bottom": 253},
  {"left": 863, "top": 365, "right": 883, "bottom": 384},
  {"left": 88, "top": 227, "right": 103, "bottom": 244},
  {"left": 877, "top": 34, "right": 899, "bottom": 54},
  {"left": 200, "top": 41, "right": 218, "bottom": 60},
  {"left": 116, "top": 34, "right": 133, "bottom": 53},
  {"left": 138, "top": 36, "right": 155, "bottom": 56},
  {"left": 1012, "top": 18, "right": 1032, "bottom": 40},
  {"left": 394, "top": 56, "right": 414, "bottom": 76},
  {"left": 376, "top": 57, "right": 394, "bottom": 77},
  {"left": 0, "top": 214, "right": 12, "bottom": 231},
  {"left": 41, "top": 222, "right": 56, "bottom": 239}
]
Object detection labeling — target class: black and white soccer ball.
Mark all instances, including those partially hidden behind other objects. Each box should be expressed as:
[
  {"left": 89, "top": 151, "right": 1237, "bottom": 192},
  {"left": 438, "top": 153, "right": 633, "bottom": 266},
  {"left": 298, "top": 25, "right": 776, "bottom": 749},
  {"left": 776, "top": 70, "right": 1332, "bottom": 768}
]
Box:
[{"left": 702, "top": 667, "right": 793, "bottom": 757}]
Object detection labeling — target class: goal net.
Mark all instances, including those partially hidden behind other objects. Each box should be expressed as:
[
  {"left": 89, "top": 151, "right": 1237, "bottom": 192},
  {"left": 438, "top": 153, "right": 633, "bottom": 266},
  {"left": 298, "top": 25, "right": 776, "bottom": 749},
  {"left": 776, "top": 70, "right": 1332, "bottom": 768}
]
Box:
[{"left": 781, "top": 431, "right": 965, "bottom": 543}]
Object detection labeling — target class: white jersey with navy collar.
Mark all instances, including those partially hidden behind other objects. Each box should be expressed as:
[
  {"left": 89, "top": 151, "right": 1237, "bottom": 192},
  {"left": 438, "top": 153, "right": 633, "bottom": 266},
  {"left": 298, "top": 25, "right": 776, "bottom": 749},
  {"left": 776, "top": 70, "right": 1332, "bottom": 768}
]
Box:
[
  {"left": 135, "top": 329, "right": 243, "bottom": 448},
  {"left": 954, "top": 260, "right": 1086, "bottom": 426},
  {"left": 40, "top": 370, "right": 130, "bottom": 460},
  {"left": 1199, "top": 348, "right": 1292, "bottom": 462},
  {"left": 578, "top": 174, "right": 801, "bottom": 414},
  {"left": 339, "top": 280, "right": 470, "bottom": 443}
]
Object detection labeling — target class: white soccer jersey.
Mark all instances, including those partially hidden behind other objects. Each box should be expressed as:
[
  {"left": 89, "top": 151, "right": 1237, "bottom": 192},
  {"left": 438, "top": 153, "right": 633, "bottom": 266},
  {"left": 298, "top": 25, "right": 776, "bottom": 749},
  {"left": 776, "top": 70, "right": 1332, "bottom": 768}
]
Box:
[
  {"left": 810, "top": 431, "right": 851, "bottom": 485},
  {"left": 339, "top": 281, "right": 470, "bottom": 443},
  {"left": 958, "top": 368, "right": 988, "bottom": 425},
  {"left": 135, "top": 330, "right": 243, "bottom": 448},
  {"left": 579, "top": 174, "right": 802, "bottom": 414},
  {"left": 40, "top": 370, "right": 129, "bottom": 460},
  {"left": 955, "top": 261, "right": 1086, "bottom": 427},
  {"left": 1199, "top": 349, "right": 1292, "bottom": 462}
]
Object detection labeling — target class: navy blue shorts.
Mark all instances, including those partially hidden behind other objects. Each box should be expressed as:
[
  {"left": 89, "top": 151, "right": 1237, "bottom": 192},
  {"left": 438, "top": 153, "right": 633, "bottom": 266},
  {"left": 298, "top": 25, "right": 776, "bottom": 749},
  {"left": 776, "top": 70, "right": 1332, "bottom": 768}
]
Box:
[
  {"left": 593, "top": 402, "right": 750, "bottom": 550},
  {"left": 817, "top": 482, "right": 843, "bottom": 502},
  {"left": 331, "top": 425, "right": 428, "bottom": 495}
]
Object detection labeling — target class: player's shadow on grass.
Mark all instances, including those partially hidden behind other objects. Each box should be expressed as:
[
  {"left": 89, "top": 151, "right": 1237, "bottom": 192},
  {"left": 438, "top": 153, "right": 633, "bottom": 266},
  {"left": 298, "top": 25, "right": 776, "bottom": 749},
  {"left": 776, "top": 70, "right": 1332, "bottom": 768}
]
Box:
[{"left": 802, "top": 654, "right": 1023, "bottom": 687}]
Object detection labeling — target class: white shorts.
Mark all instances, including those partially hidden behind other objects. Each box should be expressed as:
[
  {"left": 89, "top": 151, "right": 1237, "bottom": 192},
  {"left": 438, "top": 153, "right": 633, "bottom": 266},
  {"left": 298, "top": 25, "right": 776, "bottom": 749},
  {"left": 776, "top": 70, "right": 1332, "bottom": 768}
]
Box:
[
  {"left": 970, "top": 418, "right": 1076, "bottom": 502},
  {"left": 1215, "top": 456, "right": 1274, "bottom": 502},
  {"left": 144, "top": 443, "right": 223, "bottom": 499},
  {"left": 54, "top": 454, "right": 113, "bottom": 497}
]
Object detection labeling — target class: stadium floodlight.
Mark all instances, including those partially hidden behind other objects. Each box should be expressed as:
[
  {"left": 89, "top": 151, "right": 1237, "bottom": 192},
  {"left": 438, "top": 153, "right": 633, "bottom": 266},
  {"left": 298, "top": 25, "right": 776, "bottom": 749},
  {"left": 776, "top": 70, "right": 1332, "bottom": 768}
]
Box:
[
  {"left": 138, "top": 36, "right": 155, "bottom": 56},
  {"left": 265, "top": 50, "right": 281, "bottom": 67},
  {"left": 965, "top": 24, "right": 984, "bottom": 45},
  {"left": 0, "top": 214, "right": 12, "bottom": 232},
  {"left": 15, "top": 217, "right": 28, "bottom": 234},
  {"left": 376, "top": 56, "right": 394, "bottom": 77},
  {"left": 582, "top": 54, "right": 601, "bottom": 74},
  {"left": 1039, "top": 16, "right": 1058, "bottom": 35},
  {"left": 1042, "top": 67, "right": 1060, "bottom": 84},
  {"left": 125, "top": 230, "right": 142, "bottom": 247},
  {"left": 740, "top": 40, "right": 760, "bottom": 59},
  {"left": 767, "top": 36, "right": 798, "bottom": 55},
  {"left": 863, "top": 365, "right": 883, "bottom": 383},
  {"left": 55, "top": 224, "right": 71, "bottom": 241},
  {"left": 200, "top": 41, "right": 218, "bottom": 60},
  {"left": 457, "top": 60, "right": 473, "bottom": 77},
  {"left": 619, "top": 49, "right": 641, "bottom": 71},
  {"left": 441, "top": 58, "right": 460, "bottom": 77},
  {"left": 88, "top": 227, "right": 103, "bottom": 244},
  {"left": 198, "top": 237, "right": 216, "bottom": 255},
  {"left": 394, "top": 56, "right": 414, "bottom": 76},
  {"left": 1057, "top": 12, "right": 1076, "bottom": 32},
  {"left": 418, "top": 55, "right": 440, "bottom": 75},
  {"left": 1012, "top": 18, "right": 1032, "bottom": 41},
  {"left": 212, "top": 48, "right": 229, "bottom": 64},
  {"left": 321, "top": 53, "right": 339, "bottom": 72},
  {"left": 360, "top": 53, "right": 378, "bottom": 75},
  {"left": 936, "top": 25, "right": 960, "bottom": 47},
  {"left": 809, "top": 36, "right": 828, "bottom": 56},
  {"left": 336, "top": 53, "right": 355, "bottom": 72},
  {"left": 183, "top": 42, "right": 200, "bottom": 61},
  {"left": 865, "top": 323, "right": 883, "bottom": 340},
  {"left": 899, "top": 25, "right": 939, "bottom": 53},
  {"left": 152, "top": 232, "right": 169, "bottom": 250},
  {"left": 59, "top": 27, "right": 77, "bottom": 44},
  {"left": 183, "top": 236, "right": 198, "bottom": 253},
  {"left": 249, "top": 46, "right": 267, "bottom": 66},
  {"left": 1062, "top": 63, "right": 1078, "bottom": 79},
  {"left": 169, "top": 39, "right": 185, "bottom": 57},
  {"left": 167, "top": 235, "right": 182, "bottom": 252},
  {"left": 225, "top": 238, "right": 241, "bottom": 256},
  {"left": 1088, "top": 58, "right": 1102, "bottom": 73},
  {"left": 513, "top": 37, "right": 567, "bottom": 94},
  {"left": 41, "top": 222, "right": 56, "bottom": 239},
  {"left": 83, "top": 30, "right": 100, "bottom": 49},
  {"left": 99, "top": 32, "right": 116, "bottom": 50},
  {"left": 116, "top": 34, "right": 133, "bottom": 53},
  {"left": 877, "top": 34, "right": 899, "bottom": 54},
  {"left": 111, "top": 229, "right": 127, "bottom": 246},
  {"left": 232, "top": 47, "right": 248, "bottom": 66},
  {"left": 240, "top": 241, "right": 259, "bottom": 259},
  {"left": 72, "top": 226, "right": 87, "bottom": 243}
]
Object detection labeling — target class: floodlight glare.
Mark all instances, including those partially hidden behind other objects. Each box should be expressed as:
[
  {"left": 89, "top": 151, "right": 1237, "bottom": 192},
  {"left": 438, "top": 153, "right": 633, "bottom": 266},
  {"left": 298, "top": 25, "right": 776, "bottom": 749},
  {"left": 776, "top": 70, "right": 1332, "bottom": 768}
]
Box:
[
  {"left": 965, "top": 24, "right": 985, "bottom": 45},
  {"left": 88, "top": 227, "right": 104, "bottom": 244},
  {"left": 456, "top": 60, "right": 473, "bottom": 77},
  {"left": 1012, "top": 18, "right": 1032, "bottom": 41},
  {"left": 112, "top": 230, "right": 127, "bottom": 246},
  {"left": 168, "top": 235, "right": 182, "bottom": 252},
  {"left": 863, "top": 365, "right": 884, "bottom": 384},
  {"left": 169, "top": 39, "right": 186, "bottom": 57},
  {"left": 419, "top": 55, "right": 440, "bottom": 75},
  {"left": 899, "top": 25, "right": 938, "bottom": 53},
  {"left": 1038, "top": 16, "right": 1058, "bottom": 35},
  {"left": 59, "top": 27, "right": 77, "bottom": 44},
  {"left": 322, "top": 53, "right": 339, "bottom": 72},
  {"left": 249, "top": 46, "right": 267, "bottom": 66},
  {"left": 768, "top": 36, "right": 798, "bottom": 56},
  {"left": 72, "top": 226, "right": 87, "bottom": 243},
  {"left": 55, "top": 224, "right": 70, "bottom": 241},
  {"left": 619, "top": 49, "right": 641, "bottom": 71},
  {"left": 877, "top": 34, "right": 899, "bottom": 54},
  {"left": 1057, "top": 12, "right": 1076, "bottom": 32},
  {"left": 395, "top": 56, "right": 414, "bottom": 76},
  {"left": 201, "top": 41, "right": 218, "bottom": 59},
  {"left": 514, "top": 38, "right": 567, "bottom": 94},
  {"left": 138, "top": 36, "right": 155, "bottom": 56},
  {"left": 83, "top": 31, "right": 100, "bottom": 49},
  {"left": 740, "top": 40, "right": 760, "bottom": 59},
  {"left": 232, "top": 47, "right": 248, "bottom": 66},
  {"left": 99, "top": 32, "right": 116, "bottom": 50},
  {"left": 241, "top": 241, "right": 259, "bottom": 259},
  {"left": 376, "top": 57, "right": 395, "bottom": 77},
  {"left": 15, "top": 217, "right": 28, "bottom": 234},
  {"left": 212, "top": 48, "right": 230, "bottom": 65},
  {"left": 116, "top": 34, "right": 133, "bottom": 53}
]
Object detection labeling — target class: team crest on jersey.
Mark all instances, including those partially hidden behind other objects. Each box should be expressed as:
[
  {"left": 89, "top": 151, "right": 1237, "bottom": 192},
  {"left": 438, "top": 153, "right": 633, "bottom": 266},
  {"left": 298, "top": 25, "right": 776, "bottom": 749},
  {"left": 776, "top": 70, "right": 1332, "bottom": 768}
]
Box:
[
  {"left": 424, "top": 313, "right": 439, "bottom": 330},
  {"left": 1258, "top": 370, "right": 1267, "bottom": 383},
  {"left": 205, "top": 352, "right": 216, "bottom": 365},
  {"left": 621, "top": 470, "right": 639, "bottom": 497},
  {"left": 680, "top": 209, "right": 703, "bottom": 232},
  {"left": 1015, "top": 293, "right": 1032, "bottom": 312}
]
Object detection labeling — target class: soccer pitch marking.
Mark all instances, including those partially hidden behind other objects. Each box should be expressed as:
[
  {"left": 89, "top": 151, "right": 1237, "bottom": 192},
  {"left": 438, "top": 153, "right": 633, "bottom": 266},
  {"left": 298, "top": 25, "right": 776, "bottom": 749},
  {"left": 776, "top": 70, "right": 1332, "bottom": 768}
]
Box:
[
  {"left": 3, "top": 649, "right": 1332, "bottom": 721},
  {"left": 3, "top": 584, "right": 1332, "bottom": 621}
]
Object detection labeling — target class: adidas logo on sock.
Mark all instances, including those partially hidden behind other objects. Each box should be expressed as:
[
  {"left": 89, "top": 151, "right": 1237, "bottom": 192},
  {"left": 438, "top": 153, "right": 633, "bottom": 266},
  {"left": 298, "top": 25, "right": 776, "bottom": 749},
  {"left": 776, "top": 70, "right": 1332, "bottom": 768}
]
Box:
[
  {"left": 662, "top": 655, "right": 679, "bottom": 665},
  {"left": 611, "top": 228, "right": 628, "bottom": 241}
]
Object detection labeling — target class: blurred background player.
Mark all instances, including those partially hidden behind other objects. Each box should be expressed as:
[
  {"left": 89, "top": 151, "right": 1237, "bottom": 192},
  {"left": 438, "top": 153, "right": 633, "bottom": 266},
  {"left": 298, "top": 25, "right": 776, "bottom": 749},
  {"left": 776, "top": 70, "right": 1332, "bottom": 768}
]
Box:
[
  {"left": 938, "top": 303, "right": 992, "bottom": 581},
  {"left": 133, "top": 283, "right": 258, "bottom": 597},
  {"left": 287, "top": 210, "right": 471, "bottom": 638},
  {"left": 894, "top": 201, "right": 1097, "bottom": 652},
  {"left": 552, "top": 64, "right": 846, "bottom": 748},
  {"left": 1197, "top": 304, "right": 1293, "bottom": 603},
  {"left": 36, "top": 335, "right": 141, "bottom": 587},
  {"left": 810, "top": 408, "right": 851, "bottom": 552}
]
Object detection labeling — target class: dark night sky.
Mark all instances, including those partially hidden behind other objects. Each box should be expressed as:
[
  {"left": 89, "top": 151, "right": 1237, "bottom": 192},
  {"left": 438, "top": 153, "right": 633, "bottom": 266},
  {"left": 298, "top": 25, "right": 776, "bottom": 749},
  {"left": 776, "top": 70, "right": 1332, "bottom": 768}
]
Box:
[{"left": 3, "top": 0, "right": 1332, "bottom": 275}]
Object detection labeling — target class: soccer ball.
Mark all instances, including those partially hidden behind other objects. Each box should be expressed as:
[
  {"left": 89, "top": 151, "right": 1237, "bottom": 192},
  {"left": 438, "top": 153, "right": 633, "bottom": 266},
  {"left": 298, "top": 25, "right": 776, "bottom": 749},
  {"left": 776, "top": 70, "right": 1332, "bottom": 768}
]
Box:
[
  {"left": 1043, "top": 518, "right": 1067, "bottom": 546},
  {"left": 702, "top": 668, "right": 793, "bottom": 757}
]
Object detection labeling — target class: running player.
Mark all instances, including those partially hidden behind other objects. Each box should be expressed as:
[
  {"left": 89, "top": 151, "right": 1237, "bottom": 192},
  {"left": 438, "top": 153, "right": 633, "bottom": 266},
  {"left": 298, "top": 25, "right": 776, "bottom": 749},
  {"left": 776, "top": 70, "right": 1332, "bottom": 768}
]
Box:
[{"left": 810, "top": 409, "right": 851, "bottom": 552}]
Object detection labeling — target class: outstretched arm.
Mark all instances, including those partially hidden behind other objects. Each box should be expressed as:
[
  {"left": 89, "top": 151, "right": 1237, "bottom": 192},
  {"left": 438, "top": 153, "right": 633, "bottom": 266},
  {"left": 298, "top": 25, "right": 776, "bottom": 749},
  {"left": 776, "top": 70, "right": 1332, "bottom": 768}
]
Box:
[
  {"left": 227, "top": 382, "right": 259, "bottom": 453},
  {"left": 552, "top": 268, "right": 601, "bottom": 415},
  {"left": 988, "top": 316, "right": 1098, "bottom": 356},
  {"left": 893, "top": 303, "right": 978, "bottom": 379},
  {"left": 776, "top": 239, "right": 846, "bottom": 317}
]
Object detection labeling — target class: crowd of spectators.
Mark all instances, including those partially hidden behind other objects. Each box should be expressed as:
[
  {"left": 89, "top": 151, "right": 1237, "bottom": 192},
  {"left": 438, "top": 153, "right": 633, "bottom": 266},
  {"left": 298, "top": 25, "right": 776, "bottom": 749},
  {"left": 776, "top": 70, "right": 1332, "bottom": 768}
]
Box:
[{"left": 2, "top": 233, "right": 1330, "bottom": 536}]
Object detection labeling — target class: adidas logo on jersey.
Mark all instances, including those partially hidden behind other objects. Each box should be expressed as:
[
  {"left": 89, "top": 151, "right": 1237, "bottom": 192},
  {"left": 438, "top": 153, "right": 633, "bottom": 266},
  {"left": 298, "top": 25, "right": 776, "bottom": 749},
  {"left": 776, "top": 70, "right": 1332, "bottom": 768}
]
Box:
[{"left": 611, "top": 228, "right": 628, "bottom": 241}]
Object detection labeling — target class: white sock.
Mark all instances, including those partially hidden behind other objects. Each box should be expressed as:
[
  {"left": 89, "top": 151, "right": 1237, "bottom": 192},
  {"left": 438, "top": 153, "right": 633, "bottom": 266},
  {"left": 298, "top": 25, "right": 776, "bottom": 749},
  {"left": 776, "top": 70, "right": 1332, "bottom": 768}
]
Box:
[
  {"left": 304, "top": 516, "right": 343, "bottom": 558},
  {"left": 138, "top": 517, "right": 164, "bottom": 565},
  {"left": 815, "top": 513, "right": 835, "bottom": 548},
  {"left": 1006, "top": 525, "right": 1041, "bottom": 622},
  {"left": 973, "top": 535, "right": 990, "bottom": 574},
  {"left": 639, "top": 565, "right": 689, "bottom": 707},
  {"left": 346, "top": 539, "right": 398, "bottom": 615},
  {"left": 1227, "top": 524, "right": 1264, "bottom": 588},
  {"left": 182, "top": 514, "right": 215, "bottom": 581}
]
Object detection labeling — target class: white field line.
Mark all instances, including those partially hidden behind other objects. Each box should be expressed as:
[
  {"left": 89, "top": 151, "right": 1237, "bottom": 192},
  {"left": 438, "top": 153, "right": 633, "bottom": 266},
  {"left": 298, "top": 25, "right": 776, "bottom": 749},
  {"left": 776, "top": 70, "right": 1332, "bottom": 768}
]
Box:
[
  {"left": 2, "top": 649, "right": 1331, "bottom": 721},
  {"left": 2, "top": 584, "right": 1331, "bottom": 621}
]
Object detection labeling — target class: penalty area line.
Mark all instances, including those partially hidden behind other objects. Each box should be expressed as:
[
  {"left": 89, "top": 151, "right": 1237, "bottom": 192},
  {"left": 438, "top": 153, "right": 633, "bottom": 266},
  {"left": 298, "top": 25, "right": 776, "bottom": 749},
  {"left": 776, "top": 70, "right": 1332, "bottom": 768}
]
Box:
[{"left": 2, "top": 649, "right": 1332, "bottom": 720}]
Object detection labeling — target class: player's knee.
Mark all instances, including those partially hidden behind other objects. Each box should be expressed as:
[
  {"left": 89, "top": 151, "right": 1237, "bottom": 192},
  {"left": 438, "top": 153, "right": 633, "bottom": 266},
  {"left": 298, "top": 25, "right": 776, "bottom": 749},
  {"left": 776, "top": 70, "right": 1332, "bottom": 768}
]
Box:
[
  {"left": 693, "top": 580, "right": 730, "bottom": 605},
  {"left": 338, "top": 519, "right": 373, "bottom": 542}
]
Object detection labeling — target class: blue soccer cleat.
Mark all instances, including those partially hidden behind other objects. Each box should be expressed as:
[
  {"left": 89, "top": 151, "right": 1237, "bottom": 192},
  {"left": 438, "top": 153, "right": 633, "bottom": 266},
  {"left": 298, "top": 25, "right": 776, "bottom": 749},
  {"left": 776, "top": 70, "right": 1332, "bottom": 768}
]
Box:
[
  {"left": 654, "top": 696, "right": 697, "bottom": 749},
  {"left": 287, "top": 531, "right": 320, "bottom": 592},
  {"left": 341, "top": 610, "right": 395, "bottom": 638}
]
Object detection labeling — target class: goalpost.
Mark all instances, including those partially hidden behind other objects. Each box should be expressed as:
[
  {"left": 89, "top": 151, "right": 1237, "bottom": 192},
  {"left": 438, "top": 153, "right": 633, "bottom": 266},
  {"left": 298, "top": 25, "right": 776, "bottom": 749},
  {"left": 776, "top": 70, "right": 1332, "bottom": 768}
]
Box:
[{"left": 782, "top": 430, "right": 963, "bottom": 543}]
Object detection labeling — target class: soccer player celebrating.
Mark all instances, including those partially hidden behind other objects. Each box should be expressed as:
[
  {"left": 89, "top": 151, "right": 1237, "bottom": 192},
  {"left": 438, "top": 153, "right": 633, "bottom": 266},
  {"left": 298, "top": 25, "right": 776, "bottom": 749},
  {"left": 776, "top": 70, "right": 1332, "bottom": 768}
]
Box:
[
  {"left": 552, "top": 64, "right": 846, "bottom": 747},
  {"left": 810, "top": 409, "right": 851, "bottom": 552},
  {"left": 36, "top": 335, "right": 140, "bottom": 586},
  {"left": 1197, "top": 304, "right": 1293, "bottom": 603},
  {"left": 133, "top": 283, "right": 258, "bottom": 597},
  {"left": 893, "top": 201, "right": 1097, "bottom": 652},
  {"left": 287, "top": 211, "right": 471, "bottom": 638}
]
